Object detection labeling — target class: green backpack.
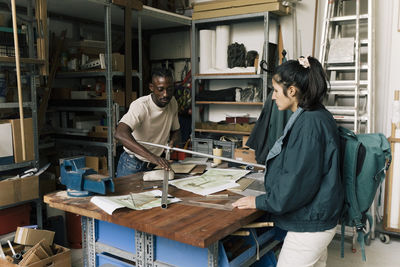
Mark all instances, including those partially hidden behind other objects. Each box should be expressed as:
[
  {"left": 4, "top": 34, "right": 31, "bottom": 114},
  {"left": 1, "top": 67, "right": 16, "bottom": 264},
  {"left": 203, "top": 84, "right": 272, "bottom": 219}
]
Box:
[{"left": 338, "top": 126, "right": 391, "bottom": 261}]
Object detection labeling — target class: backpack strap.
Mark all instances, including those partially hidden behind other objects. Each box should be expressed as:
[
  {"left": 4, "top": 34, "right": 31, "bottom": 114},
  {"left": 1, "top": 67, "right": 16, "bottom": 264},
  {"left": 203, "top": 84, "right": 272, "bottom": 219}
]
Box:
[{"left": 341, "top": 130, "right": 364, "bottom": 231}]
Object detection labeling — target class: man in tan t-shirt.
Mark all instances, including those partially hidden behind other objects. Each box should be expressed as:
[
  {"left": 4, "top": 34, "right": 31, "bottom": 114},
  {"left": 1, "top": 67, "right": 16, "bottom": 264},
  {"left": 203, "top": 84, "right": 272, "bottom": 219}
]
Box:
[{"left": 115, "top": 68, "right": 181, "bottom": 177}]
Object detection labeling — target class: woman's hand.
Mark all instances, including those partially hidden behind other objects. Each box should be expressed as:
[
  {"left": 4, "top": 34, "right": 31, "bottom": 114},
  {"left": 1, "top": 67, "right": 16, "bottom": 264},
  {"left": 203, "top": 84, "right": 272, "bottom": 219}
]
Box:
[{"left": 232, "top": 196, "right": 256, "bottom": 209}]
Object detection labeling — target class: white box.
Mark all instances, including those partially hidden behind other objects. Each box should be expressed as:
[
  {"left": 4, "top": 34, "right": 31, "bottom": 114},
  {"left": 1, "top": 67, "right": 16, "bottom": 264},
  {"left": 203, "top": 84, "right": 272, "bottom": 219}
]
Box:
[
  {"left": 71, "top": 91, "right": 97, "bottom": 100},
  {"left": 0, "top": 123, "right": 13, "bottom": 164}
]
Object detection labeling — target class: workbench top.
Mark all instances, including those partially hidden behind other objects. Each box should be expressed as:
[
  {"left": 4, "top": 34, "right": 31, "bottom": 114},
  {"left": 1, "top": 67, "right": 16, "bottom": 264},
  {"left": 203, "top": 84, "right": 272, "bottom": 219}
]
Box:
[{"left": 43, "top": 173, "right": 265, "bottom": 248}]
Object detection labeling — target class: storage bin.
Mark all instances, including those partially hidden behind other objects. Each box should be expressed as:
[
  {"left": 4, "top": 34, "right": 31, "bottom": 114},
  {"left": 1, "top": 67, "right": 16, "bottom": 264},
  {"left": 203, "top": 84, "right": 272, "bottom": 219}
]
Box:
[
  {"left": 192, "top": 138, "right": 213, "bottom": 157},
  {"left": 0, "top": 203, "right": 31, "bottom": 235},
  {"left": 97, "top": 253, "right": 135, "bottom": 267},
  {"left": 214, "top": 140, "right": 236, "bottom": 159},
  {"left": 96, "top": 220, "right": 135, "bottom": 254}
]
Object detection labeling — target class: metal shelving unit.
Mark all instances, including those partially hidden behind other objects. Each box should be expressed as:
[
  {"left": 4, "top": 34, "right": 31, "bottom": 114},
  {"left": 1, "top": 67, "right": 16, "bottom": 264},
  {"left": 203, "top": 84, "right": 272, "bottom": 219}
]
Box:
[
  {"left": 191, "top": 12, "right": 280, "bottom": 138},
  {"left": 47, "top": 1, "right": 191, "bottom": 178},
  {"left": 0, "top": 0, "right": 43, "bottom": 228}
]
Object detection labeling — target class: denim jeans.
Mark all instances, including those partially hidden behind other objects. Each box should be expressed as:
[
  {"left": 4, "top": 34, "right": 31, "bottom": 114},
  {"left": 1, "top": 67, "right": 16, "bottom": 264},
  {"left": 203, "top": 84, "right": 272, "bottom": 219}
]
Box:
[{"left": 116, "top": 151, "right": 154, "bottom": 177}]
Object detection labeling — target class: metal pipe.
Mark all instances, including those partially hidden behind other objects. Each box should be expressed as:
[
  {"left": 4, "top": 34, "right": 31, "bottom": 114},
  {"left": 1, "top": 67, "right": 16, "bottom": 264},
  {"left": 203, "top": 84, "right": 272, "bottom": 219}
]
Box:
[
  {"left": 138, "top": 141, "right": 266, "bottom": 169},
  {"left": 161, "top": 148, "right": 170, "bottom": 209}
]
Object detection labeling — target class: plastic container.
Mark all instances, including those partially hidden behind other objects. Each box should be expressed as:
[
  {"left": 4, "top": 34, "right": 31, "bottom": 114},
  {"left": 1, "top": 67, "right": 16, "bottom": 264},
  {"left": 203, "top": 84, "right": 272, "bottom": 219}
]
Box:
[
  {"left": 0, "top": 203, "right": 31, "bottom": 235},
  {"left": 66, "top": 212, "right": 82, "bottom": 248}
]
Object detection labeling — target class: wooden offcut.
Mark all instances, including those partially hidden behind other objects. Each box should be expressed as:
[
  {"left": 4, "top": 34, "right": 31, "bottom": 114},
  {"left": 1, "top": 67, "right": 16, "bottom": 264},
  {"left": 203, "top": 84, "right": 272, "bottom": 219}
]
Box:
[
  {"left": 192, "top": 2, "right": 290, "bottom": 20},
  {"left": 193, "top": 0, "right": 281, "bottom": 12},
  {"left": 36, "top": 0, "right": 49, "bottom": 75}
]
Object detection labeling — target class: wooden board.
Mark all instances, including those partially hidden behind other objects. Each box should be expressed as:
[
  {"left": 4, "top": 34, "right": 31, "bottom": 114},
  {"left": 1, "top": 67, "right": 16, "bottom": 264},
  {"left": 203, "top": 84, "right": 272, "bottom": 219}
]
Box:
[
  {"left": 189, "top": 164, "right": 207, "bottom": 175},
  {"left": 43, "top": 173, "right": 265, "bottom": 248},
  {"left": 193, "top": 0, "right": 281, "bottom": 12},
  {"left": 192, "top": 3, "right": 290, "bottom": 20}
]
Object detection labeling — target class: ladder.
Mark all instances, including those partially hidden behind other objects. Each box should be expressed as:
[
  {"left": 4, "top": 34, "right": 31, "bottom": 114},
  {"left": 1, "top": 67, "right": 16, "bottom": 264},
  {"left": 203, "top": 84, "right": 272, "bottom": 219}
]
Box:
[
  {"left": 319, "top": 0, "right": 375, "bottom": 134},
  {"left": 319, "top": 0, "right": 377, "bottom": 251}
]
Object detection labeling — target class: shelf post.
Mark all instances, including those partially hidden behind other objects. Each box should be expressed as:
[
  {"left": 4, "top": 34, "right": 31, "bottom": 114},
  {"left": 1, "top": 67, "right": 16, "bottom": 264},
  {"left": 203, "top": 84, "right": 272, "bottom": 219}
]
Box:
[{"left": 104, "top": 2, "right": 114, "bottom": 178}]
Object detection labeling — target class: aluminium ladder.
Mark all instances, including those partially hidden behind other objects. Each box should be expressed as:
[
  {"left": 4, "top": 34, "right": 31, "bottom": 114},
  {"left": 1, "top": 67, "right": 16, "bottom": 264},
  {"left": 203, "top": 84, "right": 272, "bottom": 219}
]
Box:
[
  {"left": 319, "top": 0, "right": 374, "bottom": 134},
  {"left": 319, "top": 0, "right": 376, "bottom": 248}
]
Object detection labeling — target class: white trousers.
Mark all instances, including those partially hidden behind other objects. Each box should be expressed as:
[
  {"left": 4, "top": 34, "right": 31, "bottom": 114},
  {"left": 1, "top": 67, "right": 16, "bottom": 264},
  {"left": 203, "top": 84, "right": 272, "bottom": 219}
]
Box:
[{"left": 277, "top": 226, "right": 337, "bottom": 267}]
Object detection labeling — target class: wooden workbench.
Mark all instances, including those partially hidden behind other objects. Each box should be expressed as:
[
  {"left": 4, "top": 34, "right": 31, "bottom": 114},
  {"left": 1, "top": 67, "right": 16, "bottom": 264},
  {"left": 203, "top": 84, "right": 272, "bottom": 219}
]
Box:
[{"left": 43, "top": 173, "right": 266, "bottom": 248}]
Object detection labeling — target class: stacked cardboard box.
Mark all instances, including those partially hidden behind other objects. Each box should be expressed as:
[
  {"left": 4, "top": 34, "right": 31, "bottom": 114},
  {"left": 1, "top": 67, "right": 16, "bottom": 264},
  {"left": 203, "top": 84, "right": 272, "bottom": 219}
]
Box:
[
  {"left": 0, "top": 228, "right": 71, "bottom": 267},
  {"left": 0, "top": 118, "right": 34, "bottom": 163},
  {"left": 192, "top": 0, "right": 291, "bottom": 20}
]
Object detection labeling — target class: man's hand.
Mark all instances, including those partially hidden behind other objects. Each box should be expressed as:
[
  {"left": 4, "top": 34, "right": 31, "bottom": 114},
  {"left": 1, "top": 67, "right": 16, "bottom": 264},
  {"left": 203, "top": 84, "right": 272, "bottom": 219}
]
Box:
[
  {"left": 150, "top": 155, "right": 171, "bottom": 170},
  {"left": 232, "top": 196, "right": 256, "bottom": 209}
]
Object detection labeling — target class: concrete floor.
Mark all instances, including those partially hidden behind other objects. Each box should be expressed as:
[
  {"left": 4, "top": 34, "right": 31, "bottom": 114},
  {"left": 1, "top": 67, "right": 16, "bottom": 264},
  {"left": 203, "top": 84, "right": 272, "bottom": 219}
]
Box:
[{"left": 71, "top": 234, "right": 400, "bottom": 267}]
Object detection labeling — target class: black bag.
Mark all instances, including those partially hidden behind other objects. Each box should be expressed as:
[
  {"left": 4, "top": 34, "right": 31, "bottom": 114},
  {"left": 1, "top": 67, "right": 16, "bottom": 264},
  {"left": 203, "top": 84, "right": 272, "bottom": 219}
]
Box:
[{"left": 195, "top": 87, "right": 239, "bottom": 101}]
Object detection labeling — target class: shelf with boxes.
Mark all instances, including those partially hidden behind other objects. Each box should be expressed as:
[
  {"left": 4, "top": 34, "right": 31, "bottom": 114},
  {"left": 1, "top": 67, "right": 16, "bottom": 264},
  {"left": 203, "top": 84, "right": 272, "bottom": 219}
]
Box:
[
  {"left": 0, "top": 0, "right": 48, "bottom": 232},
  {"left": 191, "top": 11, "right": 287, "bottom": 138}
]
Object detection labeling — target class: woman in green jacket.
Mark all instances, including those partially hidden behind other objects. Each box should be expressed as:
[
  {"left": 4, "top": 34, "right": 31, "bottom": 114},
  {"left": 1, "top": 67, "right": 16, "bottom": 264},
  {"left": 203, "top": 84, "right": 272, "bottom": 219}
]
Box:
[{"left": 233, "top": 56, "right": 343, "bottom": 267}]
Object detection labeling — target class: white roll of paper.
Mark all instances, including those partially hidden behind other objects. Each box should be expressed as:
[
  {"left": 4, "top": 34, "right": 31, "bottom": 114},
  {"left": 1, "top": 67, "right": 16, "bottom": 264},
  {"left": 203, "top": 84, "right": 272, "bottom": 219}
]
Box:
[
  {"left": 215, "top": 25, "right": 230, "bottom": 70},
  {"left": 211, "top": 30, "right": 216, "bottom": 69},
  {"left": 199, "top": 29, "right": 214, "bottom": 74}
]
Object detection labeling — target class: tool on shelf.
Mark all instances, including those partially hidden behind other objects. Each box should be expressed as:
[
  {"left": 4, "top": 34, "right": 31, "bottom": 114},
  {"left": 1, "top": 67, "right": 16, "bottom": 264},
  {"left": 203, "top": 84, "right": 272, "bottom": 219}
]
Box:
[{"left": 60, "top": 156, "right": 114, "bottom": 197}]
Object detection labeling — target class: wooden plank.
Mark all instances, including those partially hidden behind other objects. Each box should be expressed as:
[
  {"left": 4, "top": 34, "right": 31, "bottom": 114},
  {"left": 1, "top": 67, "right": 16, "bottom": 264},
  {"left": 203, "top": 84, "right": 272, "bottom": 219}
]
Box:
[
  {"left": 196, "top": 72, "right": 256, "bottom": 76},
  {"left": 112, "top": 0, "right": 143, "bottom": 10},
  {"left": 193, "top": 0, "right": 281, "bottom": 12},
  {"left": 196, "top": 101, "right": 263, "bottom": 106},
  {"left": 192, "top": 3, "right": 290, "bottom": 20},
  {"left": 37, "top": 30, "right": 66, "bottom": 131},
  {"left": 43, "top": 173, "right": 264, "bottom": 248},
  {"left": 195, "top": 128, "right": 252, "bottom": 135},
  {"left": 0, "top": 56, "right": 46, "bottom": 64},
  {"left": 36, "top": 0, "right": 49, "bottom": 75}
]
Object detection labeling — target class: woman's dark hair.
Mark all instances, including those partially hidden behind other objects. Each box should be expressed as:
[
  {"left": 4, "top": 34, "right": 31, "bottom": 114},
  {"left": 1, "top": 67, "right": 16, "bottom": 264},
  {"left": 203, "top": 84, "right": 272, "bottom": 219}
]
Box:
[{"left": 273, "top": 56, "right": 329, "bottom": 110}]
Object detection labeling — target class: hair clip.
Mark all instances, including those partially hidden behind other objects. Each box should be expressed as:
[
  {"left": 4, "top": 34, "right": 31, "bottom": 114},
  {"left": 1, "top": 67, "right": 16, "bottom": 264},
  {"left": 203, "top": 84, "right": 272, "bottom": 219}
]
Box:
[{"left": 298, "top": 56, "right": 310, "bottom": 69}]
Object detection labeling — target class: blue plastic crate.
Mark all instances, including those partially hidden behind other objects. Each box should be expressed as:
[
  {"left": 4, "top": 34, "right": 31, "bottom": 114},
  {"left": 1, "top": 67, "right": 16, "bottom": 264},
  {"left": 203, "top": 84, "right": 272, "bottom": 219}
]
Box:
[
  {"left": 97, "top": 253, "right": 135, "bottom": 267},
  {"left": 96, "top": 220, "right": 135, "bottom": 253},
  {"left": 219, "top": 228, "right": 277, "bottom": 267}
]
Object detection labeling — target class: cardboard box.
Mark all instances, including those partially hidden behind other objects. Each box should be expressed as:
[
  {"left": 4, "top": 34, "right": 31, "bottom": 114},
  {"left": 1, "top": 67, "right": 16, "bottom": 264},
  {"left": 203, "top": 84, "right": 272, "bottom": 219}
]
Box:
[
  {"left": 0, "top": 118, "right": 34, "bottom": 163},
  {"left": 89, "top": 126, "right": 108, "bottom": 138},
  {"left": 86, "top": 156, "right": 108, "bottom": 175},
  {"left": 234, "top": 148, "right": 256, "bottom": 164},
  {"left": 0, "top": 176, "right": 38, "bottom": 206},
  {"left": 98, "top": 90, "right": 125, "bottom": 106},
  {"left": 99, "top": 53, "right": 125, "bottom": 72},
  {"left": 51, "top": 88, "right": 71, "bottom": 100},
  {"left": 14, "top": 227, "right": 55, "bottom": 246},
  {"left": 0, "top": 122, "right": 14, "bottom": 164},
  {"left": 0, "top": 244, "right": 71, "bottom": 267},
  {"left": 192, "top": 2, "right": 290, "bottom": 20}
]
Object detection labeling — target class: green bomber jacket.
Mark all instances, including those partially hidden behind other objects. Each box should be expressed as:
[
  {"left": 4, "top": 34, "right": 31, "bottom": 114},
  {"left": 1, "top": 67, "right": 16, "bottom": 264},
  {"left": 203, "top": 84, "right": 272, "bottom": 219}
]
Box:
[{"left": 255, "top": 106, "right": 344, "bottom": 232}]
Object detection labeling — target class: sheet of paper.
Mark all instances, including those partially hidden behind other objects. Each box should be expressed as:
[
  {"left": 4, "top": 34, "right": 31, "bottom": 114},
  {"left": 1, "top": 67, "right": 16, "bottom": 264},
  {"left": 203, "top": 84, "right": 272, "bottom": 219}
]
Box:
[
  {"left": 169, "top": 168, "right": 250, "bottom": 196},
  {"left": 90, "top": 190, "right": 180, "bottom": 215}
]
